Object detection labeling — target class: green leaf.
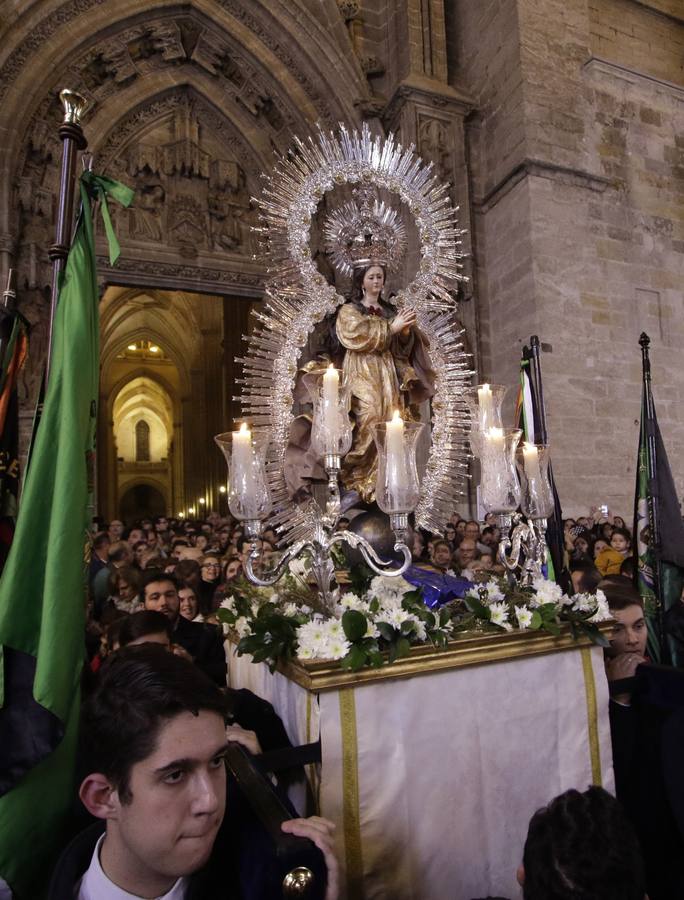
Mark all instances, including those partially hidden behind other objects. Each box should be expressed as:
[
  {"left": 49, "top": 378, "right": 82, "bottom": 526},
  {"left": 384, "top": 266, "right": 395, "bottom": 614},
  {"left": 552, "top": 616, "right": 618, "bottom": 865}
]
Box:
[
  {"left": 403, "top": 590, "right": 422, "bottom": 605},
  {"left": 341, "top": 645, "right": 368, "bottom": 670},
  {"left": 368, "top": 651, "right": 384, "bottom": 668},
  {"left": 395, "top": 636, "right": 411, "bottom": 659},
  {"left": 369, "top": 597, "right": 379, "bottom": 614},
  {"left": 376, "top": 622, "right": 397, "bottom": 642},
  {"left": 464, "top": 594, "right": 490, "bottom": 618},
  {"left": 543, "top": 619, "right": 561, "bottom": 636},
  {"left": 400, "top": 619, "right": 417, "bottom": 636},
  {"left": 530, "top": 610, "right": 542, "bottom": 630},
  {"left": 342, "top": 609, "right": 368, "bottom": 642}
]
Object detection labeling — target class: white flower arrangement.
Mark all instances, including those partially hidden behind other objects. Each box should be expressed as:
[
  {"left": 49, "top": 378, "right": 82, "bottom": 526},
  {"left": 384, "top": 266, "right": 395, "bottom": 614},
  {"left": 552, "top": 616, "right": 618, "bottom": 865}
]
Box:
[
  {"left": 463, "top": 579, "right": 612, "bottom": 644},
  {"left": 217, "top": 573, "right": 453, "bottom": 672}
]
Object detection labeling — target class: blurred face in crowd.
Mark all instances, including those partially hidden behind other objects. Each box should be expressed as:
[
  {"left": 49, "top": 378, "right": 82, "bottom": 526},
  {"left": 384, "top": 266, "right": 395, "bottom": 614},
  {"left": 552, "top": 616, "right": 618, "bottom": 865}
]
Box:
[
  {"left": 455, "top": 521, "right": 466, "bottom": 536},
  {"left": 144, "top": 579, "right": 180, "bottom": 623},
  {"left": 574, "top": 537, "right": 589, "bottom": 556},
  {"left": 224, "top": 559, "right": 242, "bottom": 582},
  {"left": 613, "top": 516, "right": 625, "bottom": 529},
  {"left": 178, "top": 587, "right": 199, "bottom": 621},
  {"left": 594, "top": 539, "right": 609, "bottom": 558},
  {"left": 481, "top": 530, "right": 497, "bottom": 547},
  {"left": 201, "top": 559, "right": 220, "bottom": 583},
  {"left": 171, "top": 543, "right": 188, "bottom": 561},
  {"left": 433, "top": 543, "right": 452, "bottom": 569},
  {"left": 128, "top": 529, "right": 145, "bottom": 546},
  {"left": 194, "top": 535, "right": 209, "bottom": 552},
  {"left": 608, "top": 604, "right": 647, "bottom": 659},
  {"left": 457, "top": 539, "right": 477, "bottom": 567},
  {"left": 445, "top": 526, "right": 456, "bottom": 543},
  {"left": 611, "top": 533, "right": 630, "bottom": 555},
  {"left": 109, "top": 520, "right": 124, "bottom": 540},
  {"left": 465, "top": 522, "right": 480, "bottom": 540},
  {"left": 156, "top": 517, "right": 168, "bottom": 533},
  {"left": 412, "top": 533, "right": 425, "bottom": 558},
  {"left": 118, "top": 576, "right": 137, "bottom": 603}
]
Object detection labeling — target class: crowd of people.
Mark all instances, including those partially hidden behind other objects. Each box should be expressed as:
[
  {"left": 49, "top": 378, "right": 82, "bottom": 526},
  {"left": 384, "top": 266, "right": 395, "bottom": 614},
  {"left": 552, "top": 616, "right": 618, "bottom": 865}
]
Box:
[{"left": 71, "top": 506, "right": 670, "bottom": 899}]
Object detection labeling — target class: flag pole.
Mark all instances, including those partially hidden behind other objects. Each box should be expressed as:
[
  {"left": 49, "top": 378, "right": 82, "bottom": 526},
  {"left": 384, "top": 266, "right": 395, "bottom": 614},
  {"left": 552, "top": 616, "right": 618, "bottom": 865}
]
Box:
[
  {"left": 529, "top": 335, "right": 548, "bottom": 444},
  {"left": 46, "top": 89, "right": 88, "bottom": 386},
  {"left": 639, "top": 332, "right": 666, "bottom": 660}
]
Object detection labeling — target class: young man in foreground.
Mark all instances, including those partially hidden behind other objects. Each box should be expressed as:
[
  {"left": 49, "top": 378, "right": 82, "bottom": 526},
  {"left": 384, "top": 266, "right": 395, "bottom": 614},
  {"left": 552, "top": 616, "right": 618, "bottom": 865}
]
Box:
[{"left": 76, "top": 644, "right": 338, "bottom": 899}]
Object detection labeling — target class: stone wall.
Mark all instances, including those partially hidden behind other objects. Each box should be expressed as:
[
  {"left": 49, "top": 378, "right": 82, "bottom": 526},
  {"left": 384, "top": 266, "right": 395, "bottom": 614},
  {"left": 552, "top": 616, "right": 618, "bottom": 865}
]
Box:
[{"left": 454, "top": 0, "right": 684, "bottom": 518}]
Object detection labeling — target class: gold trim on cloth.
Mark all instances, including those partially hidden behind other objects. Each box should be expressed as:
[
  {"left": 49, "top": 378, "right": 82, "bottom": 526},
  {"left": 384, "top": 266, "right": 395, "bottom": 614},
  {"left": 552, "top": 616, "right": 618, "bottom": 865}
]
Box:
[
  {"left": 260, "top": 626, "right": 612, "bottom": 693},
  {"left": 339, "top": 688, "right": 364, "bottom": 899},
  {"left": 580, "top": 646, "right": 602, "bottom": 786}
]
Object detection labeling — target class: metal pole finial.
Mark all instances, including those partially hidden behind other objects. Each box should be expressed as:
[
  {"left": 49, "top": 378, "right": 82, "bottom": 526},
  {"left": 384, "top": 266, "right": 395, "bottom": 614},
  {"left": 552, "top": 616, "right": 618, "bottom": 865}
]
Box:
[
  {"left": 59, "top": 89, "right": 89, "bottom": 126},
  {"left": 639, "top": 332, "right": 651, "bottom": 350}
]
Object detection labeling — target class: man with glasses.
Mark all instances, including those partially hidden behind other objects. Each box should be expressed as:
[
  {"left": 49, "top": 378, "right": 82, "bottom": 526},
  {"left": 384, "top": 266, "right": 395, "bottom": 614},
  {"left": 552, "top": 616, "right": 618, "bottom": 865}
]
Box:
[{"left": 142, "top": 571, "right": 227, "bottom": 686}]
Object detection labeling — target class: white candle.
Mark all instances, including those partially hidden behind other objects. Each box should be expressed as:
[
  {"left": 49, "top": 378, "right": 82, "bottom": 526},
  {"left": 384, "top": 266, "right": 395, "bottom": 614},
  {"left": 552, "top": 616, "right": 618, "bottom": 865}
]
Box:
[
  {"left": 322, "top": 364, "right": 340, "bottom": 451},
  {"left": 478, "top": 383, "right": 492, "bottom": 431},
  {"left": 523, "top": 441, "right": 541, "bottom": 482},
  {"left": 232, "top": 422, "right": 256, "bottom": 508},
  {"left": 486, "top": 426, "right": 504, "bottom": 447},
  {"left": 386, "top": 409, "right": 407, "bottom": 509}
]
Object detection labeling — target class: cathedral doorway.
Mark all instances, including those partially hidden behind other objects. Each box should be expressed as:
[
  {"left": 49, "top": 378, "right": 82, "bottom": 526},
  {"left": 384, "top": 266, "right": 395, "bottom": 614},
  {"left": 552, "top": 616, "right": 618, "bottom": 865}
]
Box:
[{"left": 97, "top": 285, "right": 253, "bottom": 523}]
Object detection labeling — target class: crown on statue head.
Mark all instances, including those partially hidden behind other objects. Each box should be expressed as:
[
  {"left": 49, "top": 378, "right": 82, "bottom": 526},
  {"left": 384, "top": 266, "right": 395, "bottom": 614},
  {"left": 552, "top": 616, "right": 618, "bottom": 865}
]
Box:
[{"left": 324, "top": 187, "right": 407, "bottom": 277}]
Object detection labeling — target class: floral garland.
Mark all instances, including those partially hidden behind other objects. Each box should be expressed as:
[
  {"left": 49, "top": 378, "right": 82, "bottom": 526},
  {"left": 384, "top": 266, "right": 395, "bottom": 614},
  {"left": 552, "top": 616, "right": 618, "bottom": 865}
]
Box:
[
  {"left": 462, "top": 577, "right": 611, "bottom": 645},
  {"left": 217, "top": 561, "right": 612, "bottom": 673}
]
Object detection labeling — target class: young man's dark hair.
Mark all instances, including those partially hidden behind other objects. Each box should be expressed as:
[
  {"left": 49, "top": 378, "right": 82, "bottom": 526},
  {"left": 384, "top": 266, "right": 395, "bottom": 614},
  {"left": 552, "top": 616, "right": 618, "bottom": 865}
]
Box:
[
  {"left": 141, "top": 569, "right": 178, "bottom": 594},
  {"left": 92, "top": 531, "right": 110, "bottom": 552},
  {"left": 118, "top": 610, "right": 173, "bottom": 649},
  {"left": 598, "top": 575, "right": 643, "bottom": 612},
  {"left": 80, "top": 644, "right": 227, "bottom": 804},
  {"left": 569, "top": 558, "right": 602, "bottom": 593},
  {"left": 520, "top": 786, "right": 646, "bottom": 899}
]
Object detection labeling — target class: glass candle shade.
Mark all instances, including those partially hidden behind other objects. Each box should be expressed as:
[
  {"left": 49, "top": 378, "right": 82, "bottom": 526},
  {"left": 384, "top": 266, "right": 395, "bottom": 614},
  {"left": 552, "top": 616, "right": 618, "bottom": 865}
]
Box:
[
  {"left": 310, "top": 370, "right": 353, "bottom": 458},
  {"left": 372, "top": 419, "right": 425, "bottom": 515},
  {"left": 214, "top": 428, "right": 271, "bottom": 522},
  {"left": 516, "top": 443, "right": 554, "bottom": 519},
  {"left": 480, "top": 427, "right": 522, "bottom": 514},
  {"left": 465, "top": 384, "right": 508, "bottom": 456}
]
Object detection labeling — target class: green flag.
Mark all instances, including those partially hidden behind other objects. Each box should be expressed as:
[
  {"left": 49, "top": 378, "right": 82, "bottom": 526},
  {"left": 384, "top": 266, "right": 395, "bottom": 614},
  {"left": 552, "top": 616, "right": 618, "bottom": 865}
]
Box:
[
  {"left": 634, "top": 368, "right": 684, "bottom": 665},
  {"left": 0, "top": 172, "right": 133, "bottom": 898}
]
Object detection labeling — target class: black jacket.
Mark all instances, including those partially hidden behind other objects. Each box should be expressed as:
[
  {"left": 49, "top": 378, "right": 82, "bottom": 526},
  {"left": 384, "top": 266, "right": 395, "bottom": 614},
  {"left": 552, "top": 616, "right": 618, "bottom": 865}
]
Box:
[{"left": 172, "top": 614, "right": 227, "bottom": 686}]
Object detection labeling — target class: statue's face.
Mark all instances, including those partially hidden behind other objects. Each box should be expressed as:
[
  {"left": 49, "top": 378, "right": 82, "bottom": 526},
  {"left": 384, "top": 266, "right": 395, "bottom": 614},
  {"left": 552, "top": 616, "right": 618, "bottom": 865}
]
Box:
[{"left": 362, "top": 266, "right": 385, "bottom": 298}]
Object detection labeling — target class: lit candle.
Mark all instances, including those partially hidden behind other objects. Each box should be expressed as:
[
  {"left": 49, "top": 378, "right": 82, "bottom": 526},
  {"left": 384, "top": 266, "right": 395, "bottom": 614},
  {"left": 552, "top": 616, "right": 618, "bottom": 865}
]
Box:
[
  {"left": 486, "top": 426, "right": 504, "bottom": 447},
  {"left": 232, "top": 422, "right": 256, "bottom": 507},
  {"left": 386, "top": 409, "right": 407, "bottom": 509},
  {"left": 322, "top": 364, "right": 340, "bottom": 451},
  {"left": 478, "top": 383, "right": 492, "bottom": 431}
]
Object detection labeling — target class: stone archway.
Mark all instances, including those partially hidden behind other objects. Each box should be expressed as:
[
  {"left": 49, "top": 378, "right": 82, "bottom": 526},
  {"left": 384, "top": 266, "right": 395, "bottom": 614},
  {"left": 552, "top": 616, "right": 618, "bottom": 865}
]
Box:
[{"left": 119, "top": 482, "right": 167, "bottom": 524}]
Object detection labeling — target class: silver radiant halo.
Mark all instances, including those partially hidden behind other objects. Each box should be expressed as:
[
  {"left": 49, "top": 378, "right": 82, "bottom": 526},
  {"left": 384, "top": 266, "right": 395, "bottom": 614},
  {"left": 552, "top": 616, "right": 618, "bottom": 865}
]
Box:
[{"left": 239, "top": 123, "right": 473, "bottom": 543}]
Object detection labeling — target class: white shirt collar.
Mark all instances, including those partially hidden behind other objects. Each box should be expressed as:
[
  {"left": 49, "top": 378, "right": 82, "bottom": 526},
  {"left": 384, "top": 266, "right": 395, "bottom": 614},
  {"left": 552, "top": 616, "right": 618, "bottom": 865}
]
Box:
[{"left": 78, "top": 833, "right": 188, "bottom": 900}]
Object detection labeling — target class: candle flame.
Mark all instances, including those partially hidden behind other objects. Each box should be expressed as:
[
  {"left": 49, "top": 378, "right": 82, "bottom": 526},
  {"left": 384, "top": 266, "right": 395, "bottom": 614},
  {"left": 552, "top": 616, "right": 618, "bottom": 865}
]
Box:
[
  {"left": 327, "top": 363, "right": 335, "bottom": 371},
  {"left": 482, "top": 382, "right": 490, "bottom": 391},
  {"left": 392, "top": 409, "right": 402, "bottom": 423},
  {"left": 487, "top": 426, "right": 503, "bottom": 439},
  {"left": 523, "top": 441, "right": 537, "bottom": 452},
  {"left": 239, "top": 422, "right": 248, "bottom": 434}
]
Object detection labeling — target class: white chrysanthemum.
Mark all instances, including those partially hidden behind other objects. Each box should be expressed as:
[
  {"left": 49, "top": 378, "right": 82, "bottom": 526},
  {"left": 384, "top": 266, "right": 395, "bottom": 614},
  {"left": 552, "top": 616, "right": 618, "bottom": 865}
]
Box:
[
  {"left": 235, "top": 616, "right": 251, "bottom": 638},
  {"left": 587, "top": 590, "right": 612, "bottom": 623},
  {"left": 489, "top": 601, "right": 510, "bottom": 628},
  {"left": 515, "top": 606, "right": 534, "bottom": 630},
  {"left": 220, "top": 595, "right": 237, "bottom": 613},
  {"left": 571, "top": 592, "right": 595, "bottom": 613},
  {"left": 484, "top": 581, "right": 505, "bottom": 603},
  {"left": 339, "top": 592, "right": 367, "bottom": 612},
  {"left": 300, "top": 604, "right": 312, "bottom": 615},
  {"left": 532, "top": 577, "right": 563, "bottom": 606},
  {"left": 283, "top": 602, "right": 299, "bottom": 617},
  {"left": 365, "top": 620, "right": 380, "bottom": 639},
  {"left": 322, "top": 637, "right": 352, "bottom": 660},
  {"left": 369, "top": 575, "right": 412, "bottom": 606},
  {"left": 250, "top": 601, "right": 261, "bottom": 617}
]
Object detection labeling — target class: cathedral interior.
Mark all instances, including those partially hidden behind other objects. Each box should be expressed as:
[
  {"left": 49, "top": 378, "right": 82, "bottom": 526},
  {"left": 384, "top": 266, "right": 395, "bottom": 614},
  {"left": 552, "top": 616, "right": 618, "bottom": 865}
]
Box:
[{"left": 0, "top": 0, "right": 681, "bottom": 522}]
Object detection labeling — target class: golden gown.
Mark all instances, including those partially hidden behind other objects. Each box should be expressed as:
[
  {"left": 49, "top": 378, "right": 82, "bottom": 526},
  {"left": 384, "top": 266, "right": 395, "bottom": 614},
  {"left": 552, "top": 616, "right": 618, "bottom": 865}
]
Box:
[{"left": 335, "top": 303, "right": 433, "bottom": 503}]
